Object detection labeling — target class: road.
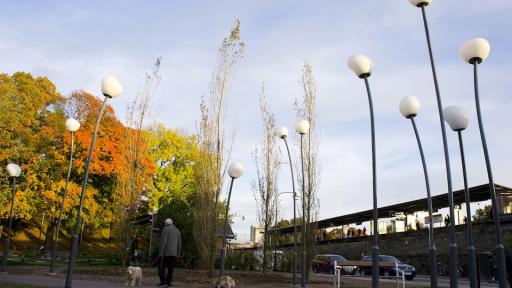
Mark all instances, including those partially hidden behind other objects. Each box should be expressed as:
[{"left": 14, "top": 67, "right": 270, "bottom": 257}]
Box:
[{"left": 315, "top": 273, "right": 500, "bottom": 288}]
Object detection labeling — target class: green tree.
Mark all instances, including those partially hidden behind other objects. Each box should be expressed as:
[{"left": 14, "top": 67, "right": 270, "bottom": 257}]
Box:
[
  {"left": 155, "top": 197, "right": 196, "bottom": 267},
  {"left": 144, "top": 124, "right": 199, "bottom": 209},
  {"left": 473, "top": 205, "right": 492, "bottom": 223}
]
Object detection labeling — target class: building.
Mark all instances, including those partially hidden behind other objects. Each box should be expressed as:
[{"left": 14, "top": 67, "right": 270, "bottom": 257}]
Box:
[{"left": 250, "top": 225, "right": 264, "bottom": 246}]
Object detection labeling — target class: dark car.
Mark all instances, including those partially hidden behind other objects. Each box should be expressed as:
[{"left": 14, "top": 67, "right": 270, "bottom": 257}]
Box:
[
  {"left": 312, "top": 254, "right": 357, "bottom": 275},
  {"left": 359, "top": 255, "right": 416, "bottom": 280}
]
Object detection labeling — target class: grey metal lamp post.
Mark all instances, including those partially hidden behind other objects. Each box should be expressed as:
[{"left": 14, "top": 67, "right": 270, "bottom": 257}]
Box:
[
  {"left": 148, "top": 210, "right": 157, "bottom": 260},
  {"left": 219, "top": 162, "right": 244, "bottom": 276},
  {"left": 276, "top": 126, "right": 298, "bottom": 286},
  {"left": 444, "top": 106, "right": 477, "bottom": 288},
  {"left": 1, "top": 163, "right": 22, "bottom": 273},
  {"left": 399, "top": 96, "right": 438, "bottom": 287},
  {"left": 295, "top": 120, "right": 309, "bottom": 288},
  {"left": 409, "top": 1, "right": 458, "bottom": 285},
  {"left": 48, "top": 118, "right": 80, "bottom": 275},
  {"left": 64, "top": 76, "right": 122, "bottom": 288},
  {"left": 347, "top": 54, "right": 379, "bottom": 288},
  {"left": 460, "top": 38, "right": 509, "bottom": 288}
]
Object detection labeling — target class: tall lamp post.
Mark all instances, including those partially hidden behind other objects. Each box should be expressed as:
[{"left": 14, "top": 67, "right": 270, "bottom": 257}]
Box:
[
  {"left": 48, "top": 118, "right": 80, "bottom": 275},
  {"left": 64, "top": 76, "right": 122, "bottom": 288},
  {"left": 148, "top": 210, "right": 157, "bottom": 260},
  {"left": 347, "top": 54, "right": 380, "bottom": 288},
  {"left": 1, "top": 163, "right": 22, "bottom": 274},
  {"left": 409, "top": 1, "right": 458, "bottom": 285},
  {"left": 399, "top": 96, "right": 438, "bottom": 287},
  {"left": 444, "top": 106, "right": 477, "bottom": 288},
  {"left": 295, "top": 120, "right": 309, "bottom": 288},
  {"left": 273, "top": 191, "right": 294, "bottom": 272},
  {"left": 276, "top": 126, "right": 298, "bottom": 286},
  {"left": 460, "top": 38, "right": 508, "bottom": 288},
  {"left": 219, "top": 162, "right": 244, "bottom": 277}
]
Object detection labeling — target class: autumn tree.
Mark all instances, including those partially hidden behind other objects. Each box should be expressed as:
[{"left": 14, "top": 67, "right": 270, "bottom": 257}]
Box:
[
  {"left": 61, "top": 91, "right": 153, "bottom": 247},
  {"left": 252, "top": 86, "right": 280, "bottom": 272},
  {"left": 0, "top": 72, "right": 155, "bottom": 255},
  {"left": 193, "top": 20, "right": 244, "bottom": 274},
  {"left": 0, "top": 72, "right": 66, "bottom": 251},
  {"left": 294, "top": 62, "right": 320, "bottom": 278}
]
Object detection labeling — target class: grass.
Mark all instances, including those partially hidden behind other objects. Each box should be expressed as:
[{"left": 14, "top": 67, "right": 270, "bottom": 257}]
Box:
[{"left": 2, "top": 256, "right": 121, "bottom": 267}]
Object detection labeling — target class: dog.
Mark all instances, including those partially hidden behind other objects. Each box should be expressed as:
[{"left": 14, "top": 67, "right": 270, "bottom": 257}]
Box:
[
  {"left": 125, "top": 266, "right": 142, "bottom": 287},
  {"left": 210, "top": 275, "right": 236, "bottom": 288}
]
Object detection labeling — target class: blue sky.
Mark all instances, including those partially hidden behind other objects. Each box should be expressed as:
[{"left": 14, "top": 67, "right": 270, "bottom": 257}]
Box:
[{"left": 1, "top": 0, "right": 511, "bottom": 241}]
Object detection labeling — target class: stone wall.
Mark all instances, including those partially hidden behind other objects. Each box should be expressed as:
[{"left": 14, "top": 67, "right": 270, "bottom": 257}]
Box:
[{"left": 279, "top": 221, "right": 512, "bottom": 274}]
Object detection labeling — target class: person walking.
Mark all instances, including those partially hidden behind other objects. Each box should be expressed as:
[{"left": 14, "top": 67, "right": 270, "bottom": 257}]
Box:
[{"left": 157, "top": 218, "right": 181, "bottom": 287}]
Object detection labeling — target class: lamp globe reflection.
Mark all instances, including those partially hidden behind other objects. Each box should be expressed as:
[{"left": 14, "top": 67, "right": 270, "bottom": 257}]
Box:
[
  {"left": 65, "top": 118, "right": 81, "bottom": 132},
  {"left": 399, "top": 96, "right": 420, "bottom": 119},
  {"left": 6, "top": 163, "right": 21, "bottom": 177},
  {"left": 295, "top": 120, "right": 310, "bottom": 135},
  {"left": 444, "top": 106, "right": 469, "bottom": 132},
  {"left": 101, "top": 76, "right": 123, "bottom": 98},
  {"left": 275, "top": 126, "right": 289, "bottom": 139},
  {"left": 228, "top": 162, "right": 244, "bottom": 179},
  {"left": 460, "top": 38, "right": 490, "bottom": 64},
  {"left": 347, "top": 55, "right": 373, "bottom": 78}
]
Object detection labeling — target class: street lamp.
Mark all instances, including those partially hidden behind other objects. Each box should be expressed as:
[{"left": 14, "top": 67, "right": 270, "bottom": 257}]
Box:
[
  {"left": 443, "top": 106, "right": 477, "bottom": 288},
  {"left": 219, "top": 162, "right": 244, "bottom": 276},
  {"left": 460, "top": 38, "right": 508, "bottom": 288},
  {"left": 65, "top": 76, "right": 122, "bottom": 288},
  {"left": 148, "top": 210, "right": 158, "bottom": 261},
  {"left": 276, "top": 126, "right": 298, "bottom": 286},
  {"left": 347, "top": 54, "right": 379, "bottom": 288},
  {"left": 399, "top": 96, "right": 438, "bottom": 287},
  {"left": 48, "top": 118, "right": 80, "bottom": 275},
  {"left": 409, "top": 1, "right": 458, "bottom": 285},
  {"left": 295, "top": 120, "right": 309, "bottom": 288},
  {"left": 1, "top": 163, "right": 21, "bottom": 273}
]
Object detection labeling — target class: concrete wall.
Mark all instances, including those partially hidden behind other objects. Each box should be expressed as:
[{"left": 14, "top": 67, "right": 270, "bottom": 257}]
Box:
[{"left": 280, "top": 221, "right": 512, "bottom": 274}]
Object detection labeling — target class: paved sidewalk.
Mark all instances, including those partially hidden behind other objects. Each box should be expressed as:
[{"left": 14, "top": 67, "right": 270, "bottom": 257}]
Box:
[{"left": 0, "top": 274, "right": 201, "bottom": 288}]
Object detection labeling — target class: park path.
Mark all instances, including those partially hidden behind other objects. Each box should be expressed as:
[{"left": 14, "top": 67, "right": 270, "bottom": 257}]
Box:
[{"left": 0, "top": 274, "right": 204, "bottom": 288}]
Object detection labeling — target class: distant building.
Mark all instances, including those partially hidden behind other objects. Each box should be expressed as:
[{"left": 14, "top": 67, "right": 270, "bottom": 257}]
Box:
[{"left": 250, "top": 225, "right": 264, "bottom": 245}]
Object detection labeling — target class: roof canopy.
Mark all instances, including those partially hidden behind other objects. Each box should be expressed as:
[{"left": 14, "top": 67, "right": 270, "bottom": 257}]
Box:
[{"left": 277, "top": 183, "right": 511, "bottom": 234}]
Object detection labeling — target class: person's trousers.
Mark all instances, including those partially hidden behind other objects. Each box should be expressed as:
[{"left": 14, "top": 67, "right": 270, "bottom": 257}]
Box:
[{"left": 158, "top": 256, "right": 176, "bottom": 285}]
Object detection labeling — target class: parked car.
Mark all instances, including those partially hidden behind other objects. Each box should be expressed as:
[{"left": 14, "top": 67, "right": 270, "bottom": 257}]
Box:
[
  {"left": 312, "top": 254, "right": 357, "bottom": 275},
  {"left": 359, "top": 255, "right": 416, "bottom": 280}
]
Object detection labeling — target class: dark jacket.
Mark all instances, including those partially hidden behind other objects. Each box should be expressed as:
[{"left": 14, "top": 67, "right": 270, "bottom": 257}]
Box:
[{"left": 158, "top": 223, "right": 181, "bottom": 257}]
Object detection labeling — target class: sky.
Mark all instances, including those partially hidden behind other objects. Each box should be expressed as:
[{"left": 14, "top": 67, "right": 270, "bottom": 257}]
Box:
[{"left": 1, "top": 0, "right": 511, "bottom": 241}]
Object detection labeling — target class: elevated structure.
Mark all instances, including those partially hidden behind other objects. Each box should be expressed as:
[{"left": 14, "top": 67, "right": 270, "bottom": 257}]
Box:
[{"left": 277, "top": 183, "right": 512, "bottom": 235}]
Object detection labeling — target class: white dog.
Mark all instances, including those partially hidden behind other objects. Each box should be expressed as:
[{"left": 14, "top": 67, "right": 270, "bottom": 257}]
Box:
[
  {"left": 125, "top": 266, "right": 142, "bottom": 287},
  {"left": 210, "top": 275, "right": 236, "bottom": 288}
]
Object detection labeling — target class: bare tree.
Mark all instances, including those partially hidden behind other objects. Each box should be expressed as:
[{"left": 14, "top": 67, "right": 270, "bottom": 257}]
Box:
[
  {"left": 193, "top": 20, "right": 244, "bottom": 275},
  {"left": 117, "top": 58, "right": 162, "bottom": 262},
  {"left": 252, "top": 85, "right": 281, "bottom": 272},
  {"left": 295, "top": 62, "right": 320, "bottom": 279}
]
